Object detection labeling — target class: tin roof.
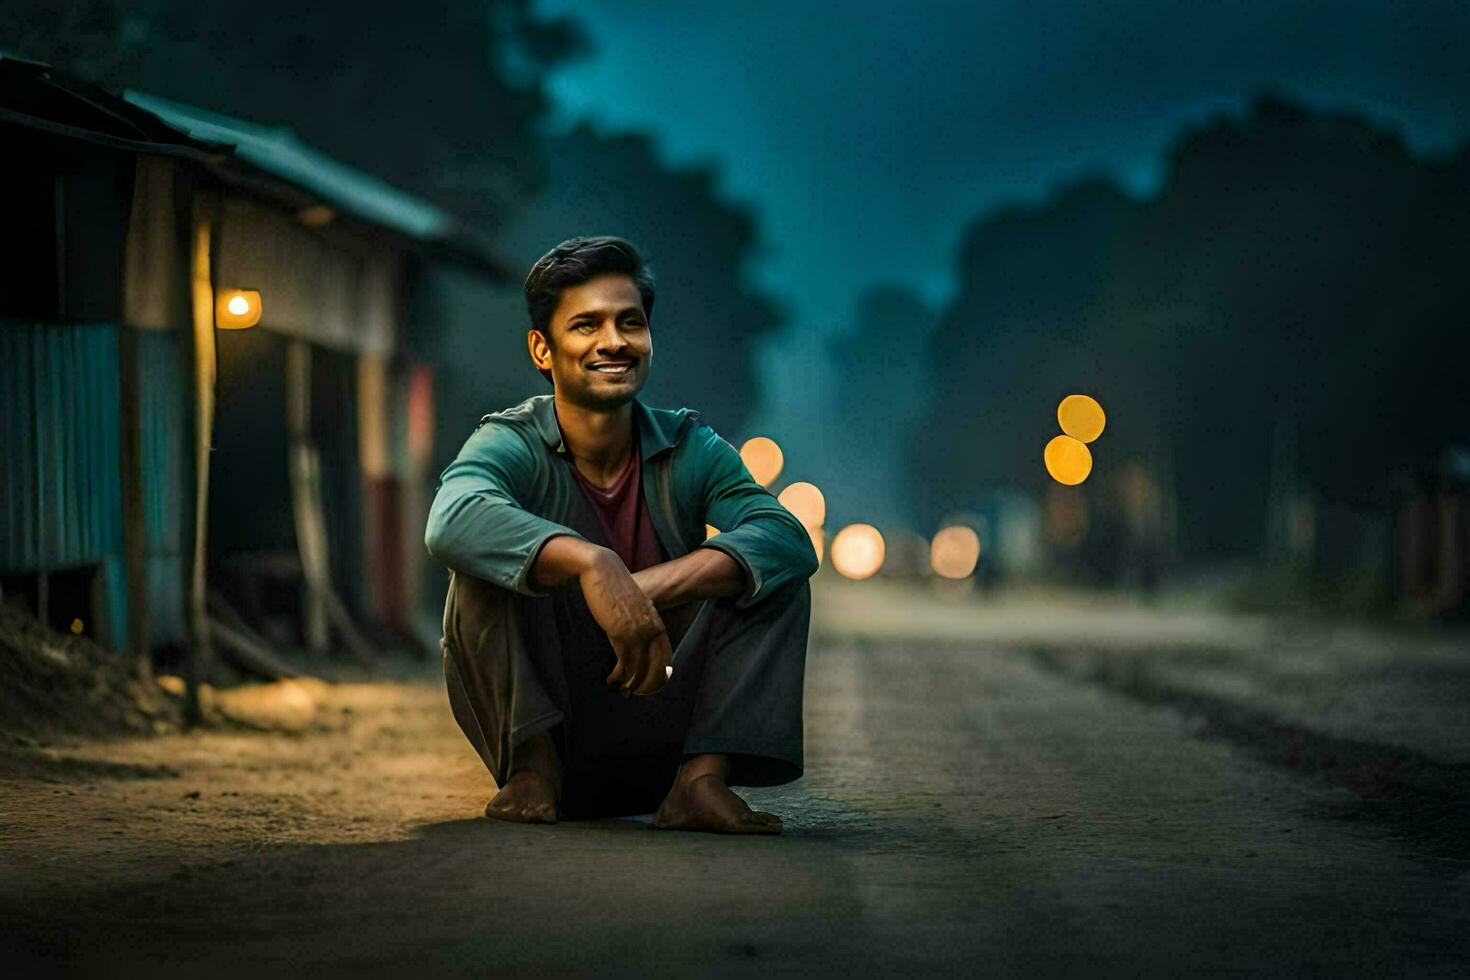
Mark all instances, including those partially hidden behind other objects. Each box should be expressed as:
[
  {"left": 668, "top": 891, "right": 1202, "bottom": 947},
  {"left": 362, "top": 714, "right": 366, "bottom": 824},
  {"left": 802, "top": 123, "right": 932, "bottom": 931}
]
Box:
[
  {"left": 0, "top": 55, "right": 510, "bottom": 279},
  {"left": 123, "top": 90, "right": 453, "bottom": 242}
]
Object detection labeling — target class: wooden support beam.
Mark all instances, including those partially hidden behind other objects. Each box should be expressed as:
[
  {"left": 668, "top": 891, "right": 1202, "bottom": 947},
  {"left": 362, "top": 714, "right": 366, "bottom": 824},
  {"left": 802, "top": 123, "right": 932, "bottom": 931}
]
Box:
[
  {"left": 286, "top": 339, "right": 378, "bottom": 667},
  {"left": 286, "top": 340, "right": 330, "bottom": 653},
  {"left": 186, "top": 193, "right": 217, "bottom": 725}
]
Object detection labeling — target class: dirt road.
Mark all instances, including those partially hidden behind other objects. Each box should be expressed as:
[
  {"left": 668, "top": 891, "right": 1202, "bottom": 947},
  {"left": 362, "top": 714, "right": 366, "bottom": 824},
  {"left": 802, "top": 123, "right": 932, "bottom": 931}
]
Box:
[{"left": 4, "top": 590, "right": 1468, "bottom": 976}]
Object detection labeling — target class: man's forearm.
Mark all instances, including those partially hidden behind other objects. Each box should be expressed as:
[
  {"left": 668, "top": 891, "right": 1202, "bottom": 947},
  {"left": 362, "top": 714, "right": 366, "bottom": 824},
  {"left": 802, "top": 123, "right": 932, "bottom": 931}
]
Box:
[
  {"left": 530, "top": 534, "right": 614, "bottom": 590},
  {"left": 633, "top": 546, "right": 746, "bottom": 609}
]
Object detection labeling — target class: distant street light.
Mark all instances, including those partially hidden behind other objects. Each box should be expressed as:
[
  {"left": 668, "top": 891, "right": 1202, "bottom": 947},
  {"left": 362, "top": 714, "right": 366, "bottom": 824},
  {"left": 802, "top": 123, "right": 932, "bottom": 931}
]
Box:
[
  {"left": 1044, "top": 434, "right": 1093, "bottom": 485},
  {"left": 1057, "top": 393, "right": 1106, "bottom": 443},
  {"left": 931, "top": 525, "right": 981, "bottom": 579},
  {"left": 739, "top": 436, "right": 784, "bottom": 487},
  {"left": 831, "top": 524, "right": 885, "bottom": 580},
  {"left": 777, "top": 481, "right": 826, "bottom": 530}
]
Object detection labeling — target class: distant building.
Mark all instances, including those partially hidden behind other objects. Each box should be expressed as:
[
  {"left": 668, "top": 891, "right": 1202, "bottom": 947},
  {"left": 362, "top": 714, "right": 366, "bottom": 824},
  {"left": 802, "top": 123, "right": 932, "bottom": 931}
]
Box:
[{"left": 0, "top": 57, "right": 509, "bottom": 668}]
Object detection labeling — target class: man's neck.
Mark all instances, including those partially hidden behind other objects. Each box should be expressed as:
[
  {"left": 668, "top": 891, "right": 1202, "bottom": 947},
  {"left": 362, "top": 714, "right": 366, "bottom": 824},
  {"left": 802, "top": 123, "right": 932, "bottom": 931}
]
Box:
[{"left": 553, "top": 391, "right": 636, "bottom": 485}]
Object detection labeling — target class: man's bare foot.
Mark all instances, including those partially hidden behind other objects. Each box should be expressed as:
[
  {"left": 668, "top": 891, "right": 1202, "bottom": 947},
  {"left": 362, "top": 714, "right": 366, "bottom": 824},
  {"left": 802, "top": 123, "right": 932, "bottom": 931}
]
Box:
[
  {"left": 484, "top": 731, "right": 560, "bottom": 824},
  {"left": 653, "top": 755, "right": 782, "bottom": 835},
  {"left": 485, "top": 771, "right": 558, "bottom": 823}
]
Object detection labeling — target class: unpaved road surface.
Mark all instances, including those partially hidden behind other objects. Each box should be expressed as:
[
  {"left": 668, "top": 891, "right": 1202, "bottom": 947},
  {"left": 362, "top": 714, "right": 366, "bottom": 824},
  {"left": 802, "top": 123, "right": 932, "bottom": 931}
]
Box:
[{"left": 3, "top": 603, "right": 1469, "bottom": 976}]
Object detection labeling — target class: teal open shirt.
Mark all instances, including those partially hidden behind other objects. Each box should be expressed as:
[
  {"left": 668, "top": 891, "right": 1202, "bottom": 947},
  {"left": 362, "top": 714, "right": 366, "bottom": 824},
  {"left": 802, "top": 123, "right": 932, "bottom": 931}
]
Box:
[{"left": 424, "top": 395, "right": 819, "bottom": 608}]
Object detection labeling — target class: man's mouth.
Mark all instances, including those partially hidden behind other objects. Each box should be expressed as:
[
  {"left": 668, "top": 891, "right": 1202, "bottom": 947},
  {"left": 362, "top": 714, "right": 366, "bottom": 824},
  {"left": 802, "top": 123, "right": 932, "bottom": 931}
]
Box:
[{"left": 587, "top": 360, "right": 636, "bottom": 376}]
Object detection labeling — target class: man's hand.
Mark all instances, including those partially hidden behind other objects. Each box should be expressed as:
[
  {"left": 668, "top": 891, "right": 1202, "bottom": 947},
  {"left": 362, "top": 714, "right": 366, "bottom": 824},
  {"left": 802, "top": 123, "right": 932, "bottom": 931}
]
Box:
[{"left": 580, "top": 549, "right": 673, "bottom": 697}]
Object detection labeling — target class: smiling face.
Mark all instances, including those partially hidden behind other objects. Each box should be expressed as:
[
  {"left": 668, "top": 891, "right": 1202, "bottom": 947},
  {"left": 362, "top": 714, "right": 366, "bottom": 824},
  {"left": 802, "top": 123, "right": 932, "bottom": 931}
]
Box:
[{"left": 528, "top": 273, "right": 653, "bottom": 410}]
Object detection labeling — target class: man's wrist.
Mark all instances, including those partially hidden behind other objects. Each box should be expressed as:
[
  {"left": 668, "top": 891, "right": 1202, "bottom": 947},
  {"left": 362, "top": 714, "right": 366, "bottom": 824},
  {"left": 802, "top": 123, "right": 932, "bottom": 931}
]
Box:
[
  {"left": 578, "top": 543, "right": 622, "bottom": 576},
  {"left": 637, "top": 547, "right": 744, "bottom": 608},
  {"left": 633, "top": 562, "right": 673, "bottom": 607},
  {"left": 531, "top": 535, "right": 617, "bottom": 590}
]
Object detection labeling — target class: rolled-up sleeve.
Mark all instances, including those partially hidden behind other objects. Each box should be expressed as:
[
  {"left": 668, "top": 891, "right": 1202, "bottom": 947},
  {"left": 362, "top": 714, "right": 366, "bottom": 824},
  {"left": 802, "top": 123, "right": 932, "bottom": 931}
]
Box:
[
  {"left": 693, "top": 423, "right": 819, "bottom": 608},
  {"left": 424, "top": 422, "right": 587, "bottom": 596}
]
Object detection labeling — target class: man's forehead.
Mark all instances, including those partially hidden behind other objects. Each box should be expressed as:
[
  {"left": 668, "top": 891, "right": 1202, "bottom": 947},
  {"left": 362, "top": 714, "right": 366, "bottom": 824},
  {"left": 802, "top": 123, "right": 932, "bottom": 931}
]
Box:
[{"left": 554, "top": 274, "right": 644, "bottom": 321}]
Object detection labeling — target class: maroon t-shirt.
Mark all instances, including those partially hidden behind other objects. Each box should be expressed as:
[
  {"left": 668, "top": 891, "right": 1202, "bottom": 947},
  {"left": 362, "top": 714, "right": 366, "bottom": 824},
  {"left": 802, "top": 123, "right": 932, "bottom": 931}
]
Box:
[{"left": 568, "top": 431, "right": 667, "bottom": 572}]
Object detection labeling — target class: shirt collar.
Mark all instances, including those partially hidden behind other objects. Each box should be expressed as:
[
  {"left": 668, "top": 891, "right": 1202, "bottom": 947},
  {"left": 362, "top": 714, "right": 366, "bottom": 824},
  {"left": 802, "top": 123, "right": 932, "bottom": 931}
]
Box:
[{"left": 530, "top": 395, "right": 682, "bottom": 461}]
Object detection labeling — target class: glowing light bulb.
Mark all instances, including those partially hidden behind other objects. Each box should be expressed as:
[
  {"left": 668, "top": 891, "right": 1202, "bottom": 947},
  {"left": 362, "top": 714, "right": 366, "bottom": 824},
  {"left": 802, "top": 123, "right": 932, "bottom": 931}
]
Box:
[{"left": 215, "top": 289, "right": 262, "bottom": 329}]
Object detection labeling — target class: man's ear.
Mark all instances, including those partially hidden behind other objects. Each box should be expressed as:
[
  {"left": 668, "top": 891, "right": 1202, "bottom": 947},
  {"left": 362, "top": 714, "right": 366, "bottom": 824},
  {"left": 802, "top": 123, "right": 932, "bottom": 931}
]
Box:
[{"left": 527, "top": 328, "right": 552, "bottom": 373}]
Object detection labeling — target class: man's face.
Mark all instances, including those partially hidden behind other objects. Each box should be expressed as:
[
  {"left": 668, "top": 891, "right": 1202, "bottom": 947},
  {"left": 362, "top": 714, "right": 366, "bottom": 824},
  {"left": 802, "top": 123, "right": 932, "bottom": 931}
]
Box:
[{"left": 529, "top": 273, "right": 652, "bottom": 410}]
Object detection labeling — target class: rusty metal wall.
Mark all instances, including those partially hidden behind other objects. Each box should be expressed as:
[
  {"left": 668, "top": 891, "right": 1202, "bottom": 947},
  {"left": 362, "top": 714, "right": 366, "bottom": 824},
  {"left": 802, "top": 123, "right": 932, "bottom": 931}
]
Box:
[{"left": 0, "top": 321, "right": 127, "bottom": 646}]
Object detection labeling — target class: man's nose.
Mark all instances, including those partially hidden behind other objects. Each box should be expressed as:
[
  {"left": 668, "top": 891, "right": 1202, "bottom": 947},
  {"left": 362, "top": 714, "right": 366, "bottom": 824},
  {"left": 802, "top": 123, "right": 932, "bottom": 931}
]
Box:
[{"left": 596, "top": 323, "right": 632, "bottom": 351}]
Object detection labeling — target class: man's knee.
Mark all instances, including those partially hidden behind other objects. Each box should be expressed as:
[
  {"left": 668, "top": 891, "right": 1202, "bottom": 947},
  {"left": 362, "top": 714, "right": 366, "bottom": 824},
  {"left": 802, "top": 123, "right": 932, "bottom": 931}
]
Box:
[
  {"left": 753, "top": 577, "right": 811, "bottom": 619},
  {"left": 445, "top": 573, "right": 518, "bottom": 645},
  {"left": 713, "top": 577, "right": 811, "bottom": 638}
]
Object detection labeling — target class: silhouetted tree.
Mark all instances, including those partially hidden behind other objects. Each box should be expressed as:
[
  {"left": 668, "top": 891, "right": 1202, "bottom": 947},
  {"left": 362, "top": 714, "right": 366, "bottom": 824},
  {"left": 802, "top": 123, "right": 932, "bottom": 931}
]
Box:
[
  {"left": 491, "top": 124, "right": 783, "bottom": 436},
  {"left": 0, "top": 0, "right": 144, "bottom": 82},
  {"left": 0, "top": 0, "right": 584, "bottom": 226},
  {"left": 916, "top": 95, "right": 1470, "bottom": 565}
]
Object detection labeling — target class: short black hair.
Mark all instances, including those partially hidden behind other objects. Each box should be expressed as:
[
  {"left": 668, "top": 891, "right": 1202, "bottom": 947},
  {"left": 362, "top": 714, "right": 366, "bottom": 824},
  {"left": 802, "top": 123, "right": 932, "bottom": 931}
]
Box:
[{"left": 524, "top": 235, "right": 656, "bottom": 338}]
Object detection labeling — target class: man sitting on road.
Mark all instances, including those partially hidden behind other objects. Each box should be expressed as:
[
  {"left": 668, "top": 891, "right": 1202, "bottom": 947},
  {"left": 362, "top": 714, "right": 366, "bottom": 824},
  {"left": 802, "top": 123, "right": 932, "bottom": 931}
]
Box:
[{"left": 425, "top": 236, "right": 818, "bottom": 834}]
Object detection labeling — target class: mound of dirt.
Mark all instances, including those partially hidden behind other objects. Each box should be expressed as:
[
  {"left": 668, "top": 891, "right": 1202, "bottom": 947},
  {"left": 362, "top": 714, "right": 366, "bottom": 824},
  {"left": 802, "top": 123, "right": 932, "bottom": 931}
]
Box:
[{"left": 0, "top": 602, "right": 183, "bottom": 742}]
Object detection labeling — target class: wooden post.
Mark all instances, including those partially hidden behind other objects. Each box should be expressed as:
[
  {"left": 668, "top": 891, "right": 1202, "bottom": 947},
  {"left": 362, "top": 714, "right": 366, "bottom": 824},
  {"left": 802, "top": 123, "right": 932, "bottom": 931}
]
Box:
[
  {"left": 357, "top": 353, "right": 392, "bottom": 623},
  {"left": 1433, "top": 492, "right": 1465, "bottom": 614},
  {"left": 287, "top": 338, "right": 377, "bottom": 665},
  {"left": 186, "top": 193, "right": 217, "bottom": 725},
  {"left": 286, "top": 339, "right": 330, "bottom": 652}
]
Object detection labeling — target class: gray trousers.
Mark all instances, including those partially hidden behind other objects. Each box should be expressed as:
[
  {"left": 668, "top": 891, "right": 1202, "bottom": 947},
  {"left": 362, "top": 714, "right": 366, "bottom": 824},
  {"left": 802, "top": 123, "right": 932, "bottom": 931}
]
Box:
[{"left": 441, "top": 568, "right": 811, "bottom": 819}]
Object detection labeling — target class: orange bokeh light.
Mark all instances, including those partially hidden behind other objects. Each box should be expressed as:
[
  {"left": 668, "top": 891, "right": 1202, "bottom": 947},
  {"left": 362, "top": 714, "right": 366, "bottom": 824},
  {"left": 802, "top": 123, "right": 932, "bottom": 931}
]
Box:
[
  {"left": 1044, "top": 434, "right": 1093, "bottom": 485},
  {"left": 1057, "top": 394, "right": 1106, "bottom": 444},
  {"left": 930, "top": 525, "right": 981, "bottom": 579},
  {"left": 830, "top": 524, "right": 885, "bottom": 580},
  {"left": 739, "top": 436, "right": 784, "bottom": 487},
  {"left": 778, "top": 482, "right": 826, "bottom": 530}
]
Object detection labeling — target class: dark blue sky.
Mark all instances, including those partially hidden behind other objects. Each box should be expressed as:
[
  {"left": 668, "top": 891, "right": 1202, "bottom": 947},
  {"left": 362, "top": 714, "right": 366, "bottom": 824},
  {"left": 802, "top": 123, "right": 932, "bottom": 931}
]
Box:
[{"left": 536, "top": 0, "right": 1468, "bottom": 451}]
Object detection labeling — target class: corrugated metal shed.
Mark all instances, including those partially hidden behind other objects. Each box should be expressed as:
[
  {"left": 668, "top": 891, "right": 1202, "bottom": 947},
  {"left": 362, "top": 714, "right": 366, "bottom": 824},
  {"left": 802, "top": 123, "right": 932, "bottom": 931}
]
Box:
[
  {"left": 0, "top": 322, "right": 123, "bottom": 572},
  {"left": 2, "top": 56, "right": 510, "bottom": 655}
]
